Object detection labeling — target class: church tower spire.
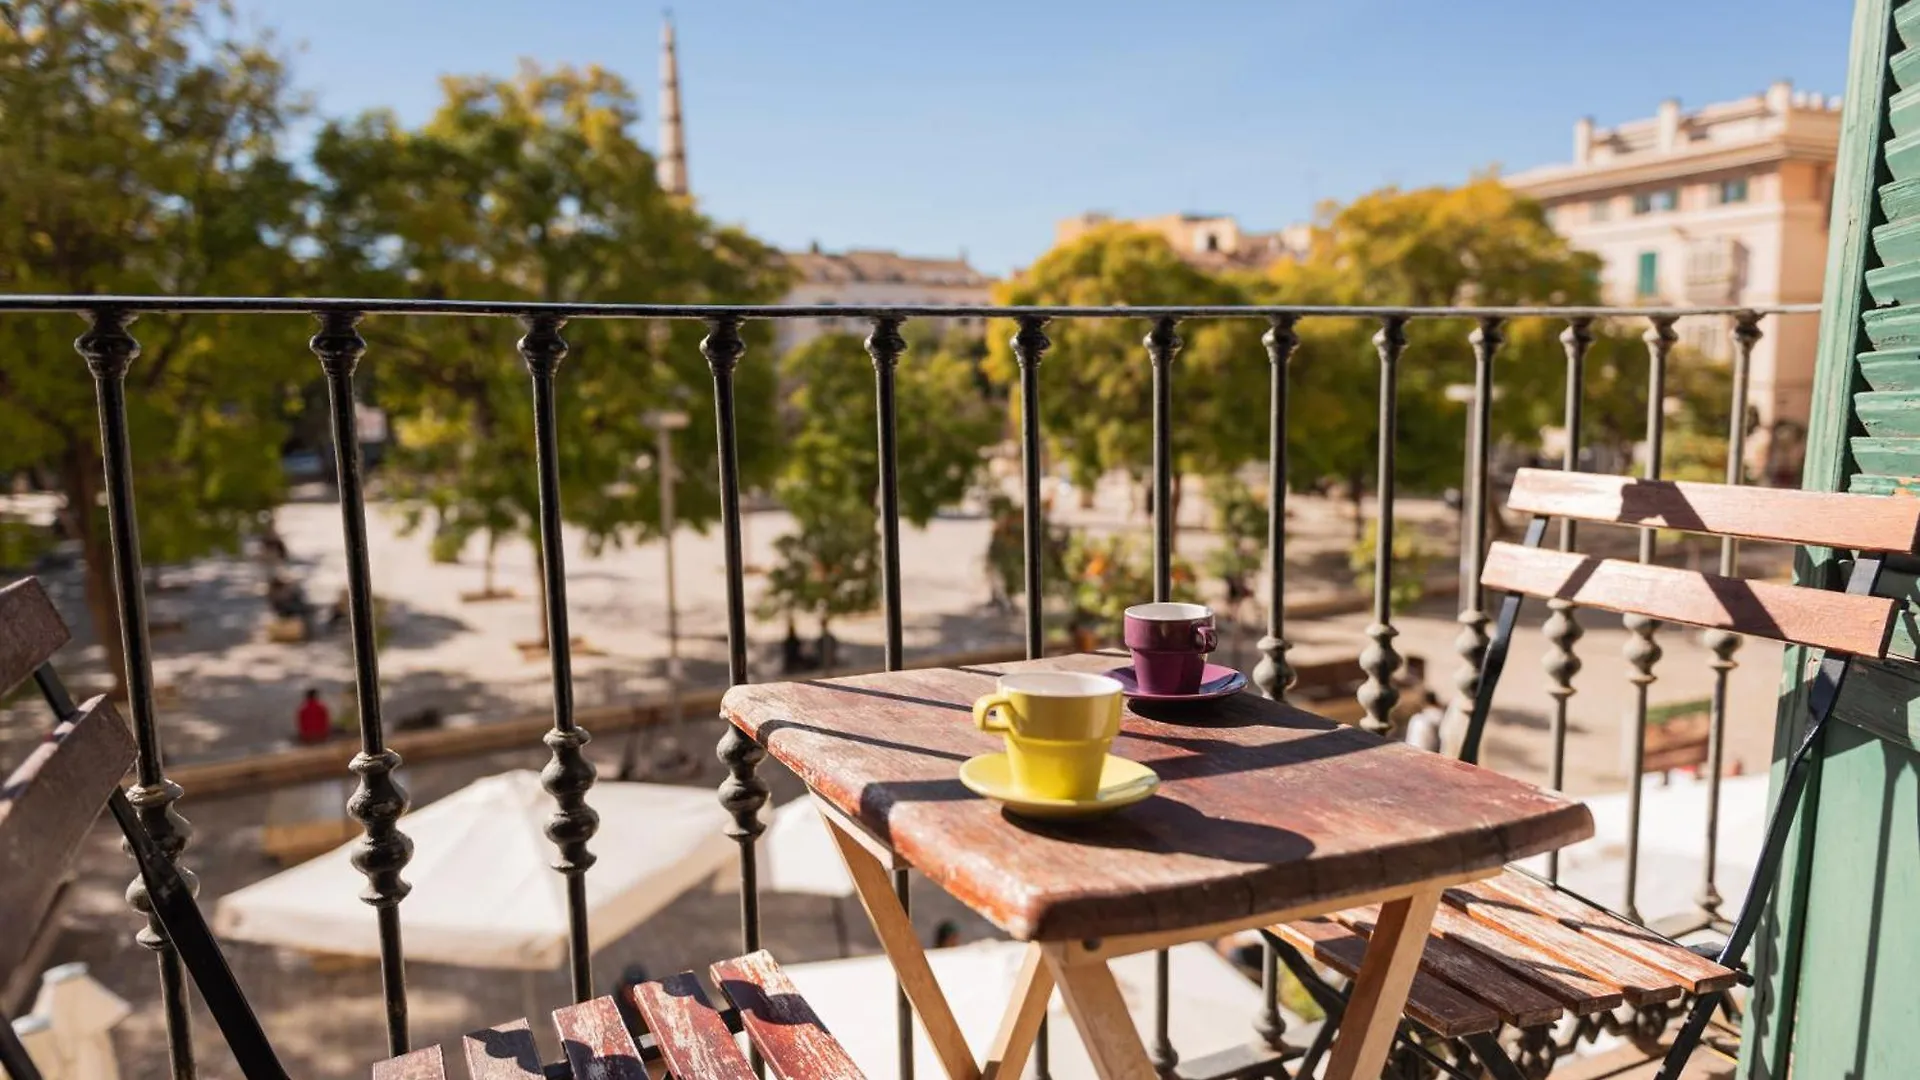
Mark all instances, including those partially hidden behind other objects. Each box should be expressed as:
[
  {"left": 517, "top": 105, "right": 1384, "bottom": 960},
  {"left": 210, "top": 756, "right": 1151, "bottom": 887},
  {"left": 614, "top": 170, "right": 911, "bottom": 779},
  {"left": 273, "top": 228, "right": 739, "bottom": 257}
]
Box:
[{"left": 657, "top": 14, "right": 689, "bottom": 198}]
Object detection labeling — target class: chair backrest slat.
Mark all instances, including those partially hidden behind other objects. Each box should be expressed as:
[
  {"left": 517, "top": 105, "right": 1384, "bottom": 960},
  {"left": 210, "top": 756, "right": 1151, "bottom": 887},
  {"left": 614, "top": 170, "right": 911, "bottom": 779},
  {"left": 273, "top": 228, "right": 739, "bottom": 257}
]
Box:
[
  {"left": 0, "top": 579, "right": 70, "bottom": 699},
  {"left": 1482, "top": 542, "right": 1898, "bottom": 657},
  {"left": 1505, "top": 468, "right": 1920, "bottom": 553},
  {"left": 0, "top": 695, "right": 136, "bottom": 976}
]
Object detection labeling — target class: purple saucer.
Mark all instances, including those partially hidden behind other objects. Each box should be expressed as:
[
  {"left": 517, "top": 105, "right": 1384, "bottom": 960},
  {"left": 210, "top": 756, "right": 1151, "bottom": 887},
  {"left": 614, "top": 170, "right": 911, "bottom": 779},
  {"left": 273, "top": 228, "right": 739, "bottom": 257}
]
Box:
[{"left": 1106, "top": 663, "right": 1248, "bottom": 702}]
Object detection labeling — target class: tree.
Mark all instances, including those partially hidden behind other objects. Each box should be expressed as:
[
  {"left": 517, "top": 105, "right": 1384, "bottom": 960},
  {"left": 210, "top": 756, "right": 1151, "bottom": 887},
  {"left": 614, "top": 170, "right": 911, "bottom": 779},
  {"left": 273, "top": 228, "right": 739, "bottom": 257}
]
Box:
[
  {"left": 981, "top": 225, "right": 1259, "bottom": 511},
  {"left": 311, "top": 63, "right": 791, "bottom": 646},
  {"left": 0, "top": 0, "right": 307, "bottom": 691},
  {"left": 1239, "top": 176, "right": 1720, "bottom": 521},
  {"left": 758, "top": 328, "right": 1000, "bottom": 656}
]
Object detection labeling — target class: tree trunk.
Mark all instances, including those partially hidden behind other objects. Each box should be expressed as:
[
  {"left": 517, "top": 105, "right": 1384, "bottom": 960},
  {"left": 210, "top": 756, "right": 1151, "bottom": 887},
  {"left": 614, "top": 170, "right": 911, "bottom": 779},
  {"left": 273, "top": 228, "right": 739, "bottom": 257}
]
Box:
[
  {"left": 484, "top": 533, "right": 498, "bottom": 596},
  {"left": 64, "top": 452, "right": 128, "bottom": 698},
  {"left": 1170, "top": 473, "right": 1185, "bottom": 553},
  {"left": 1349, "top": 469, "right": 1366, "bottom": 541}
]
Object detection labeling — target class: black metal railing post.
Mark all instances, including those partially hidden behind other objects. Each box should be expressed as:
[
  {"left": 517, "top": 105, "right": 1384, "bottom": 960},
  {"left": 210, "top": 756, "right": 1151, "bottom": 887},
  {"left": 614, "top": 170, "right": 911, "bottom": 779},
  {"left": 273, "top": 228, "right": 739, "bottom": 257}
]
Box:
[
  {"left": 1252, "top": 316, "right": 1299, "bottom": 705},
  {"left": 1143, "top": 314, "right": 1182, "bottom": 1078},
  {"left": 1621, "top": 314, "right": 1677, "bottom": 923},
  {"left": 866, "top": 314, "right": 915, "bottom": 1080},
  {"left": 1252, "top": 315, "right": 1298, "bottom": 1053},
  {"left": 77, "top": 308, "right": 197, "bottom": 1079},
  {"left": 1542, "top": 317, "right": 1592, "bottom": 884},
  {"left": 1013, "top": 316, "right": 1052, "bottom": 659},
  {"left": 707, "top": 316, "right": 769, "bottom": 963},
  {"left": 1453, "top": 317, "right": 1504, "bottom": 714},
  {"left": 518, "top": 314, "right": 601, "bottom": 1003},
  {"left": 1358, "top": 317, "right": 1408, "bottom": 735},
  {"left": 1010, "top": 314, "right": 1052, "bottom": 1079},
  {"left": 1698, "top": 311, "right": 1763, "bottom": 928},
  {"left": 311, "top": 311, "right": 415, "bottom": 1054}
]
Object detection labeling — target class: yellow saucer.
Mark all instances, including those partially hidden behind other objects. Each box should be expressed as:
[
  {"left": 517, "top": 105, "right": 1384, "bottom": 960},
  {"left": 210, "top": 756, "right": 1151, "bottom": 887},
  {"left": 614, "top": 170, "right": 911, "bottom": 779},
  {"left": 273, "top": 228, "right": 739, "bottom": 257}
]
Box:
[{"left": 958, "top": 753, "right": 1160, "bottom": 820}]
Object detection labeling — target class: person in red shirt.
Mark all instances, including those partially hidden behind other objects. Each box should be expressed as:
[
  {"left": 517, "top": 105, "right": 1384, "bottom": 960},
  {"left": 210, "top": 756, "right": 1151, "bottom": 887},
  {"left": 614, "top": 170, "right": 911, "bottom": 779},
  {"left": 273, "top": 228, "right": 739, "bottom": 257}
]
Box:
[{"left": 296, "top": 688, "right": 331, "bottom": 745}]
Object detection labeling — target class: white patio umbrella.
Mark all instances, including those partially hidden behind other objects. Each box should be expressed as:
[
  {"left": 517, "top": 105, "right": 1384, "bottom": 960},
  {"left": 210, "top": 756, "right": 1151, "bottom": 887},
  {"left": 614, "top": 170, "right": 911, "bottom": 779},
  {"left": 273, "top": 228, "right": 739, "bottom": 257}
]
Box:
[
  {"left": 780, "top": 940, "right": 1266, "bottom": 1080},
  {"left": 213, "top": 771, "right": 733, "bottom": 969},
  {"left": 1514, "top": 772, "right": 1771, "bottom": 929}
]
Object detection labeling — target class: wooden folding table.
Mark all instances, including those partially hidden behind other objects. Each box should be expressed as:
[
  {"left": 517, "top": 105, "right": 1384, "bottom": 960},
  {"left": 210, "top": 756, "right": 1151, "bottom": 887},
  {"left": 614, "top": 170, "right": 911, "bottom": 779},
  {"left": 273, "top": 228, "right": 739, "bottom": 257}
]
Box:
[{"left": 721, "top": 654, "right": 1592, "bottom": 1080}]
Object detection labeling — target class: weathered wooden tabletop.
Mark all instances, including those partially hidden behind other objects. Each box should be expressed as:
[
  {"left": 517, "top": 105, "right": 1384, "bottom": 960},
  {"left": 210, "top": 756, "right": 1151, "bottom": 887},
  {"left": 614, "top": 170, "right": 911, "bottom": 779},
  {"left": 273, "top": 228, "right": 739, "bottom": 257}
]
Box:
[{"left": 722, "top": 653, "right": 1592, "bottom": 942}]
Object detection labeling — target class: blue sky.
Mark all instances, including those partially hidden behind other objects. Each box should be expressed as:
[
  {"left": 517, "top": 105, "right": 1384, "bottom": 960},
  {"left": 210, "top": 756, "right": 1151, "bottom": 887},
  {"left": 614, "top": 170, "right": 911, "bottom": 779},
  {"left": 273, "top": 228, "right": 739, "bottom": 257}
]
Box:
[{"left": 241, "top": 0, "right": 1851, "bottom": 276}]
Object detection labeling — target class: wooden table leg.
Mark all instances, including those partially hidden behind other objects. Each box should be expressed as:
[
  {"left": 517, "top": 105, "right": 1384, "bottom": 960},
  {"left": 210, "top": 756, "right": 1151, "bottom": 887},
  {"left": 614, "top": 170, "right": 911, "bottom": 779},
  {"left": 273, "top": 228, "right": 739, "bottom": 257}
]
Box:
[
  {"left": 1042, "top": 946, "right": 1156, "bottom": 1080},
  {"left": 825, "top": 816, "right": 981, "bottom": 1080},
  {"left": 983, "top": 944, "right": 1052, "bottom": 1080},
  {"left": 1323, "top": 886, "right": 1444, "bottom": 1080}
]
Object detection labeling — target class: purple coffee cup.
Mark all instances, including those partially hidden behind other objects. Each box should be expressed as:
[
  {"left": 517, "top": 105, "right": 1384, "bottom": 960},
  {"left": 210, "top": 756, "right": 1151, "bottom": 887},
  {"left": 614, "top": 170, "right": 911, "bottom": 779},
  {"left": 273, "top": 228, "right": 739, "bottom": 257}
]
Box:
[{"left": 1122, "top": 602, "right": 1218, "bottom": 695}]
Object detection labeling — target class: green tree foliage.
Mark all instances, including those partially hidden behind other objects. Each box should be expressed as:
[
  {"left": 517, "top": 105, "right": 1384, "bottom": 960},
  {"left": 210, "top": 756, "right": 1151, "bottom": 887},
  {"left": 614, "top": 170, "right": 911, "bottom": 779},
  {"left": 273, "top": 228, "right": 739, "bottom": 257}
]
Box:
[
  {"left": 0, "top": 0, "right": 306, "bottom": 688},
  {"left": 310, "top": 63, "right": 791, "bottom": 642},
  {"left": 1241, "top": 176, "right": 1724, "bottom": 506},
  {"left": 982, "top": 225, "right": 1256, "bottom": 498},
  {"left": 759, "top": 329, "right": 1000, "bottom": 642}
]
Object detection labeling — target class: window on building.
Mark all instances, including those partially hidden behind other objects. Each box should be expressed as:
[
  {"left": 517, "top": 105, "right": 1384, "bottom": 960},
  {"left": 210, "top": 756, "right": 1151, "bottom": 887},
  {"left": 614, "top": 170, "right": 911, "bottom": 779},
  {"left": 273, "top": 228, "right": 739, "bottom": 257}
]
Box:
[
  {"left": 1590, "top": 198, "right": 1611, "bottom": 223},
  {"left": 1717, "top": 177, "right": 1750, "bottom": 204},
  {"left": 1636, "top": 251, "right": 1660, "bottom": 299},
  {"left": 1632, "top": 189, "right": 1677, "bottom": 215}
]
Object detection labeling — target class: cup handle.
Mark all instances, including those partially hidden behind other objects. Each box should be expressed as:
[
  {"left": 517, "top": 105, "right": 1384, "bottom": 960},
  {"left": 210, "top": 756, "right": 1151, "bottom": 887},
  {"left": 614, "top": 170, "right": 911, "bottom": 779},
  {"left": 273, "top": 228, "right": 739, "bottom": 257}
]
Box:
[
  {"left": 1195, "top": 624, "right": 1218, "bottom": 652},
  {"left": 973, "top": 692, "right": 1014, "bottom": 733}
]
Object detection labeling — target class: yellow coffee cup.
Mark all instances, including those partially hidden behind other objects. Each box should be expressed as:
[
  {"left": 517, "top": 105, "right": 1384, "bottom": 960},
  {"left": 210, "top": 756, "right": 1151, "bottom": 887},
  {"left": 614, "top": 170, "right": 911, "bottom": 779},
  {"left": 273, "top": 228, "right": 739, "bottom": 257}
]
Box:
[{"left": 972, "top": 672, "right": 1125, "bottom": 801}]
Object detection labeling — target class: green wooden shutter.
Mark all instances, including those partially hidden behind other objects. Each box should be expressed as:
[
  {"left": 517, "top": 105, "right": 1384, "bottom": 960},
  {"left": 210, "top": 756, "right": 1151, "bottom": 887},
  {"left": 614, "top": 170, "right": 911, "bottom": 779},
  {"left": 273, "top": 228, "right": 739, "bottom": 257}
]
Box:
[{"left": 1745, "top": 2, "right": 1920, "bottom": 1075}]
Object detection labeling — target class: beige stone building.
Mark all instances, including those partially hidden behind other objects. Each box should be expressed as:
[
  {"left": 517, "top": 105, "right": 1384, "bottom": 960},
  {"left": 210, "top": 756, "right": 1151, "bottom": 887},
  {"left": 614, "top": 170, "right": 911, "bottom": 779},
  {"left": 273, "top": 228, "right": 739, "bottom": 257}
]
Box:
[
  {"left": 773, "top": 246, "right": 996, "bottom": 356},
  {"left": 1507, "top": 81, "right": 1841, "bottom": 477},
  {"left": 1054, "top": 212, "right": 1308, "bottom": 272}
]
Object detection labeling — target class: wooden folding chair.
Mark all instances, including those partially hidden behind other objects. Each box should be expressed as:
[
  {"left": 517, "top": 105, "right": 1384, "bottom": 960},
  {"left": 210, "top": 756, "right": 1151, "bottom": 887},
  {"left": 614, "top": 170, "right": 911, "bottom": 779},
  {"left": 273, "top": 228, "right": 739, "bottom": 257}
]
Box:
[{"left": 1272, "top": 469, "right": 1918, "bottom": 1078}]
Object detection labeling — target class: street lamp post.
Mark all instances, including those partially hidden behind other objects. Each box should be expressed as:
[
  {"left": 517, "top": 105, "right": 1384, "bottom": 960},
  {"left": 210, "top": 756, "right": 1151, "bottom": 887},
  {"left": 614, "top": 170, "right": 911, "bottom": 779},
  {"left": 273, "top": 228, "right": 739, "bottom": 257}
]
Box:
[{"left": 620, "top": 409, "right": 693, "bottom": 779}]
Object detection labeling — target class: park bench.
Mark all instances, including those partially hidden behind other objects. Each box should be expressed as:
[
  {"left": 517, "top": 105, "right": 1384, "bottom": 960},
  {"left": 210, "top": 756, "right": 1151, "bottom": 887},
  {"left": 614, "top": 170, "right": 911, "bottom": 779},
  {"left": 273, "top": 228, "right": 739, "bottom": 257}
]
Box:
[
  {"left": 1274, "top": 468, "right": 1920, "bottom": 1079},
  {"left": 0, "top": 576, "right": 866, "bottom": 1080}
]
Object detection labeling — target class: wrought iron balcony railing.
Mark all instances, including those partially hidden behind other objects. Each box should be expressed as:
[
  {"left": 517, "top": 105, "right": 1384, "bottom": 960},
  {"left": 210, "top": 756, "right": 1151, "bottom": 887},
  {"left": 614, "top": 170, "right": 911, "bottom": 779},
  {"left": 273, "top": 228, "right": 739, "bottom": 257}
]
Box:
[{"left": 0, "top": 295, "right": 1819, "bottom": 1078}]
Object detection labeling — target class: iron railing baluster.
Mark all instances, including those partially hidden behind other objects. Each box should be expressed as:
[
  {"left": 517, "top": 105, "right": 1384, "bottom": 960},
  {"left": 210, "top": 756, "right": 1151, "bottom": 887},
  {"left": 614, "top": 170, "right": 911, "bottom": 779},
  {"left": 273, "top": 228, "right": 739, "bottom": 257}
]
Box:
[
  {"left": 1143, "top": 314, "right": 1182, "bottom": 1078},
  {"left": 1453, "top": 318, "right": 1503, "bottom": 718},
  {"left": 866, "top": 315, "right": 915, "bottom": 1080},
  {"left": 1358, "top": 317, "right": 1409, "bottom": 735},
  {"left": 518, "top": 315, "right": 601, "bottom": 1003},
  {"left": 1542, "top": 317, "right": 1593, "bottom": 884},
  {"left": 1010, "top": 314, "right": 1053, "bottom": 1080},
  {"left": 1013, "top": 316, "right": 1051, "bottom": 659},
  {"left": 1251, "top": 315, "right": 1298, "bottom": 1052},
  {"left": 1252, "top": 316, "right": 1299, "bottom": 703},
  {"left": 77, "top": 309, "right": 197, "bottom": 1079},
  {"left": 311, "top": 311, "right": 416, "bottom": 1053},
  {"left": 1697, "top": 311, "right": 1763, "bottom": 929},
  {"left": 707, "top": 316, "right": 769, "bottom": 966},
  {"left": 1622, "top": 315, "right": 1678, "bottom": 923}
]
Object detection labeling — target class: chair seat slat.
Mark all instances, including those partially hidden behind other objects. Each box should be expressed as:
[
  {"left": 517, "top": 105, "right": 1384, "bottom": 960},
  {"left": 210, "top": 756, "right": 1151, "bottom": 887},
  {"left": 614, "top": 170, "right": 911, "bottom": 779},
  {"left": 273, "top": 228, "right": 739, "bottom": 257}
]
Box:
[
  {"left": 1478, "top": 872, "right": 1737, "bottom": 995},
  {"left": 461, "top": 1018, "right": 545, "bottom": 1080},
  {"left": 0, "top": 579, "right": 70, "bottom": 699},
  {"left": 1505, "top": 468, "right": 1920, "bottom": 552},
  {"left": 553, "top": 997, "right": 648, "bottom": 1080},
  {"left": 1332, "top": 906, "right": 1564, "bottom": 1027},
  {"left": 371, "top": 1045, "right": 446, "bottom": 1080},
  {"left": 1422, "top": 899, "right": 1626, "bottom": 1014},
  {"left": 630, "top": 972, "right": 754, "bottom": 1080},
  {"left": 710, "top": 951, "right": 867, "bottom": 1080},
  {"left": 1270, "top": 917, "right": 1502, "bottom": 1037},
  {"left": 1481, "top": 542, "right": 1898, "bottom": 656},
  {"left": 1444, "top": 883, "right": 1684, "bottom": 1006}
]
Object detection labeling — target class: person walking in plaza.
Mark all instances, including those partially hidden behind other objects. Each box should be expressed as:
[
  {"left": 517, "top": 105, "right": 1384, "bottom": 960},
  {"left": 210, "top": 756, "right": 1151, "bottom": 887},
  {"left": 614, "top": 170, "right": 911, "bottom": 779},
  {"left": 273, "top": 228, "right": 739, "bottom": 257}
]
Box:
[{"left": 296, "top": 688, "right": 331, "bottom": 745}]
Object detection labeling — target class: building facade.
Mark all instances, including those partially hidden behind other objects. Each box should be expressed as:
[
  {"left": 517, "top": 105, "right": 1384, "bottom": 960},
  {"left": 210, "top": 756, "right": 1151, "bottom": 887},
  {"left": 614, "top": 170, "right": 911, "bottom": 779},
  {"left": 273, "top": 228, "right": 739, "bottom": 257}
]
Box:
[
  {"left": 772, "top": 246, "right": 996, "bottom": 356},
  {"left": 1053, "top": 212, "right": 1308, "bottom": 272},
  {"left": 1507, "top": 81, "right": 1841, "bottom": 477}
]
